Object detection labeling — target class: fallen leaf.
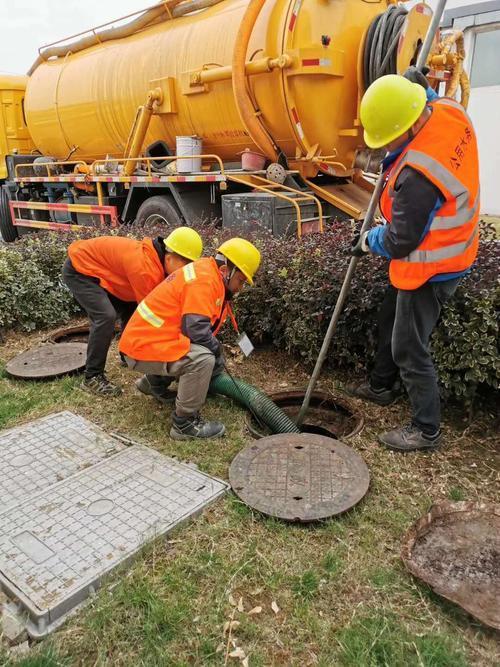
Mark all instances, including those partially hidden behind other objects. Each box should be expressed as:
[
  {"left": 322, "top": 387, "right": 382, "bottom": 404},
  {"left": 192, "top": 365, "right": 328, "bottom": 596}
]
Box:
[
  {"left": 271, "top": 600, "right": 280, "bottom": 614},
  {"left": 242, "top": 657, "right": 250, "bottom": 667},
  {"left": 237, "top": 597, "right": 245, "bottom": 613},
  {"left": 229, "top": 647, "right": 246, "bottom": 659},
  {"left": 223, "top": 620, "right": 240, "bottom": 635},
  {"left": 248, "top": 606, "right": 262, "bottom": 615},
  {"left": 216, "top": 643, "right": 225, "bottom": 653},
  {"left": 250, "top": 587, "right": 263, "bottom": 596},
  {"left": 228, "top": 594, "right": 237, "bottom": 606}
]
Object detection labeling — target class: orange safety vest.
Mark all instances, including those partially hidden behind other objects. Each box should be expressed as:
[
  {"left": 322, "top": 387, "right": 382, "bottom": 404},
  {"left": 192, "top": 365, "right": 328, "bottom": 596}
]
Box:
[
  {"left": 119, "top": 257, "right": 232, "bottom": 362},
  {"left": 68, "top": 236, "right": 165, "bottom": 302},
  {"left": 379, "top": 98, "right": 480, "bottom": 290}
]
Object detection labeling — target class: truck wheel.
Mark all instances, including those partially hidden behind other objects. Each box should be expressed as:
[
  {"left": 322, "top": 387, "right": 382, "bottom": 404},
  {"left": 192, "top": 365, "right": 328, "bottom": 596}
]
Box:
[
  {"left": 135, "top": 195, "right": 183, "bottom": 227},
  {"left": 0, "top": 186, "right": 18, "bottom": 242}
]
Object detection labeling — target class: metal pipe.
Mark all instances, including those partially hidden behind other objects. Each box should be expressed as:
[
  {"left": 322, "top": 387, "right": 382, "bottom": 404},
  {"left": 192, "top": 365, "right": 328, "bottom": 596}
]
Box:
[
  {"left": 123, "top": 88, "right": 162, "bottom": 176},
  {"left": 416, "top": 0, "right": 447, "bottom": 71},
  {"left": 232, "top": 0, "right": 279, "bottom": 162},
  {"left": 197, "top": 55, "right": 292, "bottom": 84},
  {"left": 296, "top": 0, "right": 448, "bottom": 427}
]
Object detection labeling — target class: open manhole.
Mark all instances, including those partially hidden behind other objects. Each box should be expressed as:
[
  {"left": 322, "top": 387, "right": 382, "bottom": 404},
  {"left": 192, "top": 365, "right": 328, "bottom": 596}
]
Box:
[
  {"left": 247, "top": 390, "right": 363, "bottom": 439},
  {"left": 402, "top": 501, "right": 500, "bottom": 630},
  {"left": 48, "top": 324, "right": 91, "bottom": 344},
  {"left": 230, "top": 433, "right": 370, "bottom": 522}
]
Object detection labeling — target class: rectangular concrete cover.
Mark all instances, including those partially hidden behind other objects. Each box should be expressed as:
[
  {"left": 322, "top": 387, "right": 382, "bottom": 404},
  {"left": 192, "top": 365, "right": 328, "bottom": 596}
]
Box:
[{"left": 0, "top": 412, "right": 228, "bottom": 637}]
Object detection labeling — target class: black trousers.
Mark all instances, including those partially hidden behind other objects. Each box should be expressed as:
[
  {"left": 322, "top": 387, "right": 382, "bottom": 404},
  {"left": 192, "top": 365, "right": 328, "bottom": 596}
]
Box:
[
  {"left": 62, "top": 259, "right": 136, "bottom": 377},
  {"left": 370, "top": 278, "right": 461, "bottom": 434}
]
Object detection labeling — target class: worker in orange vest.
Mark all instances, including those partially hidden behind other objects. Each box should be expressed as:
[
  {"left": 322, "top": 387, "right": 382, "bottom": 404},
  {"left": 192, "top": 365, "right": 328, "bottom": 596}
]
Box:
[
  {"left": 120, "top": 238, "right": 261, "bottom": 440},
  {"left": 349, "top": 69, "right": 480, "bottom": 452},
  {"left": 62, "top": 227, "right": 203, "bottom": 397}
]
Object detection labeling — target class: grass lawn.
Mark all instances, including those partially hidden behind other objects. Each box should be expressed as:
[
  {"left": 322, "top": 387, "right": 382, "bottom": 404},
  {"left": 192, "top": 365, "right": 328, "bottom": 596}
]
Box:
[{"left": 0, "top": 324, "right": 498, "bottom": 667}]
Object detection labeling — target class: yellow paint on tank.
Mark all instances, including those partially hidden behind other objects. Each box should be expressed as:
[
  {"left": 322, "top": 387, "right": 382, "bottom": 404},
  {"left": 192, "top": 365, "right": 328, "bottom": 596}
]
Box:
[
  {"left": 0, "top": 75, "right": 34, "bottom": 180},
  {"left": 24, "top": 0, "right": 387, "bottom": 172}
]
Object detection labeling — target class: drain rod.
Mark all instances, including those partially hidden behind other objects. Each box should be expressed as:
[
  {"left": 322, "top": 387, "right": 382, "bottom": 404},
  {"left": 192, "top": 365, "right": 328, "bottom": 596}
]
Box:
[{"left": 296, "top": 0, "right": 447, "bottom": 428}]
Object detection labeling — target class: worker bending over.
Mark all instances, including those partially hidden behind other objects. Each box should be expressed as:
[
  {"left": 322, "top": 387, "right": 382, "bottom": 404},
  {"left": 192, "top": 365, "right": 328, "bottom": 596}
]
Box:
[
  {"left": 62, "top": 228, "right": 203, "bottom": 397},
  {"left": 119, "top": 238, "right": 261, "bottom": 441},
  {"left": 350, "top": 69, "right": 479, "bottom": 452}
]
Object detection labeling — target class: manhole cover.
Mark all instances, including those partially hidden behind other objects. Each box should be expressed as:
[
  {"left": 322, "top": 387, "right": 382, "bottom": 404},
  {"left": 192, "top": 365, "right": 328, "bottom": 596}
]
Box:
[
  {"left": 0, "top": 412, "right": 125, "bottom": 514},
  {"left": 0, "top": 443, "right": 228, "bottom": 638},
  {"left": 229, "top": 433, "right": 370, "bottom": 522},
  {"left": 6, "top": 343, "right": 87, "bottom": 379},
  {"left": 402, "top": 501, "right": 500, "bottom": 630}
]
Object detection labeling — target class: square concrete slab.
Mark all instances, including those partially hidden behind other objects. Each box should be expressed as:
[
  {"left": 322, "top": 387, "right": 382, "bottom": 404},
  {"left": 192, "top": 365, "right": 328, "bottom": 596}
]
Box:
[
  {"left": 0, "top": 412, "right": 125, "bottom": 514},
  {"left": 0, "top": 416, "right": 228, "bottom": 638}
]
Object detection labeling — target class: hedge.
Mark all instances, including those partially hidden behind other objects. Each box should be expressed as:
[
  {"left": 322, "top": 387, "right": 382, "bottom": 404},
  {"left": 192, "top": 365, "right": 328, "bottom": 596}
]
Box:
[{"left": 0, "top": 221, "right": 498, "bottom": 406}]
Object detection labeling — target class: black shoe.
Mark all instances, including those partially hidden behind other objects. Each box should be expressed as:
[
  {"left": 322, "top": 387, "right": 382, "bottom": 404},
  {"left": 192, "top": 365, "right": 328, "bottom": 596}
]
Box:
[
  {"left": 346, "top": 381, "right": 399, "bottom": 406},
  {"left": 170, "top": 413, "right": 225, "bottom": 440},
  {"left": 81, "top": 373, "right": 122, "bottom": 397},
  {"left": 135, "top": 375, "right": 176, "bottom": 404},
  {"left": 378, "top": 424, "right": 442, "bottom": 452}
]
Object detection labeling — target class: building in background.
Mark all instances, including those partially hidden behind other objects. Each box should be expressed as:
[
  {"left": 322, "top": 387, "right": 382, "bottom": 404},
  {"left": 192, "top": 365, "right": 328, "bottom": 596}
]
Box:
[{"left": 442, "top": 0, "right": 500, "bottom": 214}]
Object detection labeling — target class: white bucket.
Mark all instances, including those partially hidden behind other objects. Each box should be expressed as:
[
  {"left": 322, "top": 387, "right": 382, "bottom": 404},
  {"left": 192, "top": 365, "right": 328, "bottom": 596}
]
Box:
[{"left": 176, "top": 135, "right": 202, "bottom": 173}]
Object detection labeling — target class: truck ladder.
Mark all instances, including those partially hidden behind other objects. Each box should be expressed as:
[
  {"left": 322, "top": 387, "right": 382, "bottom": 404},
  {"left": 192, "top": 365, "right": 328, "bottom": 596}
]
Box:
[{"left": 227, "top": 173, "right": 323, "bottom": 238}]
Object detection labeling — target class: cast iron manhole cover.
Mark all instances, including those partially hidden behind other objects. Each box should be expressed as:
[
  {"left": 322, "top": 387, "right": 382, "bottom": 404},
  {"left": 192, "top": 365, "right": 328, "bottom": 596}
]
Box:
[
  {"left": 6, "top": 343, "right": 87, "bottom": 379},
  {"left": 229, "top": 433, "right": 370, "bottom": 522}
]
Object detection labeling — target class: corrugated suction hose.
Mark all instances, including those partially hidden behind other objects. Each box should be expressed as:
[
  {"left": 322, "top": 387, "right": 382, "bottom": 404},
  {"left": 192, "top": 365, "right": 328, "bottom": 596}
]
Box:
[{"left": 209, "top": 373, "right": 301, "bottom": 434}]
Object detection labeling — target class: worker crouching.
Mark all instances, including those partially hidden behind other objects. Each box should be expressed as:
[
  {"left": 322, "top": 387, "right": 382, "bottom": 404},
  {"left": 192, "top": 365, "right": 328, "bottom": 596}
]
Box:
[
  {"left": 119, "top": 238, "right": 261, "bottom": 440},
  {"left": 62, "top": 228, "right": 203, "bottom": 397}
]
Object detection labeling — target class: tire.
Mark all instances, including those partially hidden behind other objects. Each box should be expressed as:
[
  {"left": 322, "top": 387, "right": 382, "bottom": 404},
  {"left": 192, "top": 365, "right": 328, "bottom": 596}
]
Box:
[
  {"left": 0, "top": 186, "right": 18, "bottom": 242},
  {"left": 135, "top": 195, "right": 183, "bottom": 227}
]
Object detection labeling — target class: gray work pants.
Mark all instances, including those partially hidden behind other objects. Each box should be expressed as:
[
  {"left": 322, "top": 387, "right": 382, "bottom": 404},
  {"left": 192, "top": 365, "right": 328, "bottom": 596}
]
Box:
[
  {"left": 62, "top": 259, "right": 136, "bottom": 377},
  {"left": 125, "top": 344, "right": 215, "bottom": 416},
  {"left": 370, "top": 278, "right": 461, "bottom": 434}
]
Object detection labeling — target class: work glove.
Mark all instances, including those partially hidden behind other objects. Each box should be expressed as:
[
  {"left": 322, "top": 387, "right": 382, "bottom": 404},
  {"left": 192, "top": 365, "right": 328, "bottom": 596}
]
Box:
[
  {"left": 403, "top": 66, "right": 430, "bottom": 90},
  {"left": 350, "top": 231, "right": 370, "bottom": 257}
]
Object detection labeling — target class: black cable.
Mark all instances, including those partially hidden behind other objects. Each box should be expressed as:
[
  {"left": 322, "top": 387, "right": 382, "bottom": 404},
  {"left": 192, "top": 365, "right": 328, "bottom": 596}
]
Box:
[{"left": 363, "top": 5, "right": 408, "bottom": 89}]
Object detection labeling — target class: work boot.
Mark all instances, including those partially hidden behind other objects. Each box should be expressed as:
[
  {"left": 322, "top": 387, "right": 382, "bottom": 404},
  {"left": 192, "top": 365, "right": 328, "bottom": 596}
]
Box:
[
  {"left": 378, "top": 424, "right": 442, "bottom": 452},
  {"left": 170, "top": 413, "right": 226, "bottom": 440},
  {"left": 135, "top": 375, "right": 176, "bottom": 404},
  {"left": 346, "top": 381, "right": 400, "bottom": 406},
  {"left": 81, "top": 373, "right": 122, "bottom": 397}
]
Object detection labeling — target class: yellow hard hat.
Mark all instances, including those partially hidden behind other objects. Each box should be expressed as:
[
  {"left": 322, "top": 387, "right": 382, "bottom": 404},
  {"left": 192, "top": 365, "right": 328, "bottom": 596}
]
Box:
[
  {"left": 164, "top": 227, "right": 203, "bottom": 262},
  {"left": 360, "top": 75, "right": 427, "bottom": 149},
  {"left": 217, "top": 238, "right": 261, "bottom": 285}
]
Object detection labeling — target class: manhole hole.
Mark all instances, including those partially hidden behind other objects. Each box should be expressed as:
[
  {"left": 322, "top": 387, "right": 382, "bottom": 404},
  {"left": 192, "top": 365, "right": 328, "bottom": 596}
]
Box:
[
  {"left": 48, "top": 324, "right": 90, "bottom": 344},
  {"left": 247, "top": 390, "right": 363, "bottom": 439},
  {"left": 6, "top": 343, "right": 87, "bottom": 380},
  {"left": 402, "top": 501, "right": 500, "bottom": 630},
  {"left": 229, "top": 433, "right": 370, "bottom": 522}
]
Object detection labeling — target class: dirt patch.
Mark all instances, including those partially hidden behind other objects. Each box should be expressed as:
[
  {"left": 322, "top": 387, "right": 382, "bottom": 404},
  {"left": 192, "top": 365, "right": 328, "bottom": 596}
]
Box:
[{"left": 402, "top": 501, "right": 500, "bottom": 630}]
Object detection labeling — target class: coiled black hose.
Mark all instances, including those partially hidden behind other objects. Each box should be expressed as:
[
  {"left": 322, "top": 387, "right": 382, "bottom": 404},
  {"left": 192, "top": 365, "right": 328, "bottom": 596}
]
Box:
[{"left": 363, "top": 5, "right": 408, "bottom": 89}]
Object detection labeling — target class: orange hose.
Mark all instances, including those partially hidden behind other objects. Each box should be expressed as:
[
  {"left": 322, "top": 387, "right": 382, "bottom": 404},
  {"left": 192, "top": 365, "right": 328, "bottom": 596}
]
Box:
[{"left": 232, "top": 0, "right": 278, "bottom": 162}]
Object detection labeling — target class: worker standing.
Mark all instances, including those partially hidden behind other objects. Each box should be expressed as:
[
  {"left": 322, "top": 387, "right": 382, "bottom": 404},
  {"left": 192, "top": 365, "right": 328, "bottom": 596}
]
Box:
[
  {"left": 349, "top": 69, "right": 480, "bottom": 452},
  {"left": 62, "top": 228, "right": 203, "bottom": 397},
  {"left": 119, "top": 238, "right": 261, "bottom": 440}
]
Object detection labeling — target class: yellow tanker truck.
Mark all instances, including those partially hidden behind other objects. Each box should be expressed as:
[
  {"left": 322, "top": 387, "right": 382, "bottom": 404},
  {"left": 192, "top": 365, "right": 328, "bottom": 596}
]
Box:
[{"left": 0, "top": 0, "right": 468, "bottom": 242}]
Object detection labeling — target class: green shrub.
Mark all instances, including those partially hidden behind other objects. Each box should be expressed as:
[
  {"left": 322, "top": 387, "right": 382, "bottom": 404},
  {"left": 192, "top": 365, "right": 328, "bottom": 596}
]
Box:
[{"left": 1, "top": 220, "right": 497, "bottom": 406}]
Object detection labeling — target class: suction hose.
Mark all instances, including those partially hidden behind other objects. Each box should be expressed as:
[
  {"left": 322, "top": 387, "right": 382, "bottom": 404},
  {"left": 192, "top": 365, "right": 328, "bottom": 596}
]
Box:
[{"left": 209, "top": 373, "right": 300, "bottom": 434}]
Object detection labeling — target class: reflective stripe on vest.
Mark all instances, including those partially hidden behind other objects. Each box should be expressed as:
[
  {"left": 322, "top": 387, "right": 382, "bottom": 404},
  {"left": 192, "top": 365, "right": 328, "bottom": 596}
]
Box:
[
  {"left": 137, "top": 300, "right": 164, "bottom": 328},
  {"left": 402, "top": 225, "right": 478, "bottom": 263},
  {"left": 183, "top": 263, "right": 196, "bottom": 283},
  {"left": 395, "top": 149, "right": 478, "bottom": 232}
]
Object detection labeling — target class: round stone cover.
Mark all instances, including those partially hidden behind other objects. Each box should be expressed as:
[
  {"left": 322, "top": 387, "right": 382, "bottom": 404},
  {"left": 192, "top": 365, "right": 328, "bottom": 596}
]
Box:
[
  {"left": 6, "top": 343, "right": 87, "bottom": 379},
  {"left": 229, "top": 433, "right": 370, "bottom": 522}
]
